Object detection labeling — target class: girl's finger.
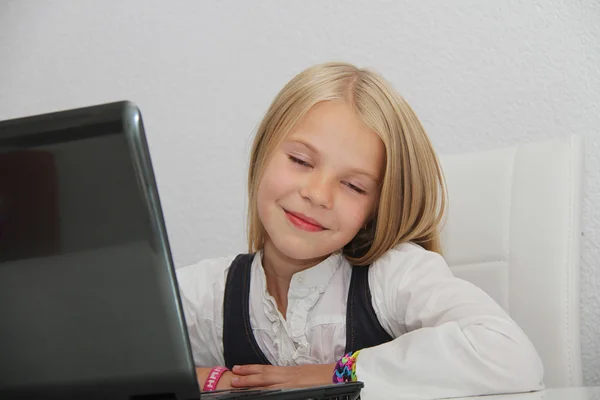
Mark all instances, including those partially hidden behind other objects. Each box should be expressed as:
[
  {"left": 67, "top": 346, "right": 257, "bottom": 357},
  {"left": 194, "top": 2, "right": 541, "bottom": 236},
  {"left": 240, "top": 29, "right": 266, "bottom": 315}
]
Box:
[
  {"left": 230, "top": 373, "right": 280, "bottom": 388},
  {"left": 232, "top": 364, "right": 269, "bottom": 376}
]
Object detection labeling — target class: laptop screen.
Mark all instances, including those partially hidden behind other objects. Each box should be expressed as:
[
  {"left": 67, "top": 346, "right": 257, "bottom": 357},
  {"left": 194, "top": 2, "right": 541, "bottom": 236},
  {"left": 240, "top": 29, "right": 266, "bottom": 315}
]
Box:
[
  {"left": 0, "top": 133, "right": 149, "bottom": 262},
  {"left": 0, "top": 103, "right": 197, "bottom": 399}
]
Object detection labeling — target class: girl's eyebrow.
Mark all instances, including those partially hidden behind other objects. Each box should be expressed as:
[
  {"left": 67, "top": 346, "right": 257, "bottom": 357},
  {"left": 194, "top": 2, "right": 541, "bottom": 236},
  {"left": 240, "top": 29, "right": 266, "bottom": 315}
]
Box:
[
  {"left": 346, "top": 167, "right": 379, "bottom": 184},
  {"left": 286, "top": 139, "right": 319, "bottom": 154},
  {"left": 286, "top": 139, "right": 379, "bottom": 183}
]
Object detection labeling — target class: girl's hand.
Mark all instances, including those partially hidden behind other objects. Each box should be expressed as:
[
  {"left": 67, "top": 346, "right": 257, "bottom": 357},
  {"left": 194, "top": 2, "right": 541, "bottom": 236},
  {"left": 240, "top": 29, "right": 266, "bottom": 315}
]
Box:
[{"left": 229, "top": 364, "right": 336, "bottom": 389}]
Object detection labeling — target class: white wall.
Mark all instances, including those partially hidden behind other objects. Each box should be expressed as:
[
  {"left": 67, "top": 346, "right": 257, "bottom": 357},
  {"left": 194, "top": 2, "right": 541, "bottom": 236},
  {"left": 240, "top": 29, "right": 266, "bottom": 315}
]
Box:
[{"left": 1, "top": 0, "right": 598, "bottom": 385}]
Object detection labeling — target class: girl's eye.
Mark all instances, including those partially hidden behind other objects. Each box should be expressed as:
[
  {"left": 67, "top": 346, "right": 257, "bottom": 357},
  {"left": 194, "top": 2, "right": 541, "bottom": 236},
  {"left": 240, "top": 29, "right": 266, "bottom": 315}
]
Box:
[
  {"left": 288, "top": 155, "right": 312, "bottom": 168},
  {"left": 343, "top": 182, "right": 367, "bottom": 195}
]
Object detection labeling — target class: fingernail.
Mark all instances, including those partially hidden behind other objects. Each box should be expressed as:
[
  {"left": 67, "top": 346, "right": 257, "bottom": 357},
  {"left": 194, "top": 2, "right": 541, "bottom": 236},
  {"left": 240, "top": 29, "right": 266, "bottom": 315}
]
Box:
[
  {"left": 231, "top": 377, "right": 239, "bottom": 384},
  {"left": 232, "top": 365, "right": 240, "bottom": 370}
]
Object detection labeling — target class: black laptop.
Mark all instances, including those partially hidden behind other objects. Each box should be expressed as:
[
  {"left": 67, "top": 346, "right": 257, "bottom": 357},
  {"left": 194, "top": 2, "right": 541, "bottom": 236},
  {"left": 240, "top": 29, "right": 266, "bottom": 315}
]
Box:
[{"left": 0, "top": 102, "right": 363, "bottom": 400}]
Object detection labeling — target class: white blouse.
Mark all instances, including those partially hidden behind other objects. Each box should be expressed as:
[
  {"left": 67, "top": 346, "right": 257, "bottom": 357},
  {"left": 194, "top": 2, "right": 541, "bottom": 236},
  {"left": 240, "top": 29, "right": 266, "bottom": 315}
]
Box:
[{"left": 176, "top": 242, "right": 544, "bottom": 399}]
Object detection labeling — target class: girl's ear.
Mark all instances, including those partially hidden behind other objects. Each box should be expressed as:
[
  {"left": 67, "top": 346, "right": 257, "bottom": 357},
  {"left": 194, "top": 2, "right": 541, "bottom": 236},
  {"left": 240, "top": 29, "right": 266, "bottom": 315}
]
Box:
[
  {"left": 344, "top": 215, "right": 377, "bottom": 260},
  {"left": 368, "top": 204, "right": 379, "bottom": 225}
]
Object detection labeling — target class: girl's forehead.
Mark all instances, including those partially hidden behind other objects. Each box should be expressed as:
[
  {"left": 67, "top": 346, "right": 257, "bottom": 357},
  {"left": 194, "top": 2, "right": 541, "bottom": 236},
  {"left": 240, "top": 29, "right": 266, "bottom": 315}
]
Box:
[{"left": 282, "top": 101, "right": 386, "bottom": 179}]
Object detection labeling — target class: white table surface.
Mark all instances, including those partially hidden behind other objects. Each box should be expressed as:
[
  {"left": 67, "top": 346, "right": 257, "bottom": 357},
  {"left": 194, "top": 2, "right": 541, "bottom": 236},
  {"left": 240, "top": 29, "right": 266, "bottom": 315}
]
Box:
[{"left": 447, "top": 387, "right": 600, "bottom": 400}]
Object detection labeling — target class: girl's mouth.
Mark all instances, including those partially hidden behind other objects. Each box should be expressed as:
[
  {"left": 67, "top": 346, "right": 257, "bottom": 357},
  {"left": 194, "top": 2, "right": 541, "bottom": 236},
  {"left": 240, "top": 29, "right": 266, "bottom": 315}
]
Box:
[{"left": 284, "top": 210, "right": 326, "bottom": 232}]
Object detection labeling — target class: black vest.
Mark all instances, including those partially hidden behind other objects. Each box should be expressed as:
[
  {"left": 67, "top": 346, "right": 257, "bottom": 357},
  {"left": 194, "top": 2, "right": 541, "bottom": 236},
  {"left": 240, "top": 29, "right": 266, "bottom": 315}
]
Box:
[{"left": 222, "top": 253, "right": 393, "bottom": 369}]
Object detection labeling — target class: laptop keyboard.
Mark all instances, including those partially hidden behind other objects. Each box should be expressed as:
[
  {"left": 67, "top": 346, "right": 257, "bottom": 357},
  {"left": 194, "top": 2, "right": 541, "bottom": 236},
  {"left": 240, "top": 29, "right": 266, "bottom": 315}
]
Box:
[
  {"left": 201, "top": 387, "right": 359, "bottom": 399},
  {"left": 199, "top": 382, "right": 363, "bottom": 399}
]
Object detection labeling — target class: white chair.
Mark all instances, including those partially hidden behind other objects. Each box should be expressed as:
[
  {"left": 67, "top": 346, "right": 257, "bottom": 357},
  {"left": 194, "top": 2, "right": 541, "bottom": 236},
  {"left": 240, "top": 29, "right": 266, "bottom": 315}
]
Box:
[{"left": 439, "top": 136, "right": 584, "bottom": 388}]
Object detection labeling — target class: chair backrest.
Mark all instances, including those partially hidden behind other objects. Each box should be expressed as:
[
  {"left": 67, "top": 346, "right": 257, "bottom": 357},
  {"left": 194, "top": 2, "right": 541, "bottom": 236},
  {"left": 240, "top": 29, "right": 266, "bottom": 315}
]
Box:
[{"left": 439, "top": 136, "right": 583, "bottom": 388}]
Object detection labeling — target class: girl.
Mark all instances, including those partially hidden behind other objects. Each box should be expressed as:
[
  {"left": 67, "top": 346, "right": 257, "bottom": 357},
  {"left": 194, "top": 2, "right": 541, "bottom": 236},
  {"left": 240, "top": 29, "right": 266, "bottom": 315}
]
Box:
[{"left": 176, "top": 62, "right": 544, "bottom": 399}]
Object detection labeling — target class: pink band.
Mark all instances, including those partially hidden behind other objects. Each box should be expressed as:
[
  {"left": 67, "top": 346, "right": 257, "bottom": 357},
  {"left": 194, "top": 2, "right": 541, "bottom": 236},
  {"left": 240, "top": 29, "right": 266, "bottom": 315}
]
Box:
[{"left": 202, "top": 366, "right": 229, "bottom": 392}]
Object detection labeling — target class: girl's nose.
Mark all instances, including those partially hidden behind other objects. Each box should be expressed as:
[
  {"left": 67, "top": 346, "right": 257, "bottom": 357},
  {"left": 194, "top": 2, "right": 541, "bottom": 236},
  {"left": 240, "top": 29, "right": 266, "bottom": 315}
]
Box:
[{"left": 300, "top": 172, "right": 334, "bottom": 209}]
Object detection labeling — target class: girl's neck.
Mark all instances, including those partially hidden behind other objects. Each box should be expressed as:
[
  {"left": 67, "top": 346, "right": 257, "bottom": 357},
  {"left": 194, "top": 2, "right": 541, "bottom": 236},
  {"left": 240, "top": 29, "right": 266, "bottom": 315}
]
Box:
[{"left": 261, "top": 239, "right": 328, "bottom": 318}]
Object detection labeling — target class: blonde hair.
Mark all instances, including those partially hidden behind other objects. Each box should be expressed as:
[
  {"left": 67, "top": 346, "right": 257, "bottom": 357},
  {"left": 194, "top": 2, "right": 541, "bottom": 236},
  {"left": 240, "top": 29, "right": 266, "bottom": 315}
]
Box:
[{"left": 247, "top": 62, "right": 447, "bottom": 265}]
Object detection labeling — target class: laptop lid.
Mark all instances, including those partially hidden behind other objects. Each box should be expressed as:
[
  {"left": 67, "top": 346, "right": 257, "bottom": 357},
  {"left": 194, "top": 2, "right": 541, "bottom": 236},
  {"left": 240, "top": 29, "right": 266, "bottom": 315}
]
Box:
[{"left": 0, "top": 102, "right": 200, "bottom": 400}]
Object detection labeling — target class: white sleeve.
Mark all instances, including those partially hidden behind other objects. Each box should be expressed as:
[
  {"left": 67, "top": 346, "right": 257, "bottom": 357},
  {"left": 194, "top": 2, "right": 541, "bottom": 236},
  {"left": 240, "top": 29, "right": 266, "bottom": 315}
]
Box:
[
  {"left": 175, "top": 255, "right": 236, "bottom": 367},
  {"left": 357, "top": 244, "right": 544, "bottom": 399}
]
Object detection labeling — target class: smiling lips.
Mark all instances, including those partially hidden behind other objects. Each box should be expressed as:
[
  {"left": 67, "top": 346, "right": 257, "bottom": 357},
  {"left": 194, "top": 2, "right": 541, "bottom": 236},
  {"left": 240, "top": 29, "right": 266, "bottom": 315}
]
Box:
[{"left": 284, "top": 210, "right": 326, "bottom": 232}]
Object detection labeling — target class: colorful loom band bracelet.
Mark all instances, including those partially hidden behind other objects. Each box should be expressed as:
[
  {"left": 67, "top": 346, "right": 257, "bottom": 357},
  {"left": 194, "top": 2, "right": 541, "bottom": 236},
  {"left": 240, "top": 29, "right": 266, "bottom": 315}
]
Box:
[{"left": 333, "top": 350, "right": 361, "bottom": 383}]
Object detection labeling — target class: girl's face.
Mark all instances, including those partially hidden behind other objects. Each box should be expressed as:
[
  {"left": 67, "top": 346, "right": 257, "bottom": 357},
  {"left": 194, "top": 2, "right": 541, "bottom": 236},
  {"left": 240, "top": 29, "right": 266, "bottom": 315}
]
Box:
[{"left": 257, "top": 100, "right": 385, "bottom": 263}]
